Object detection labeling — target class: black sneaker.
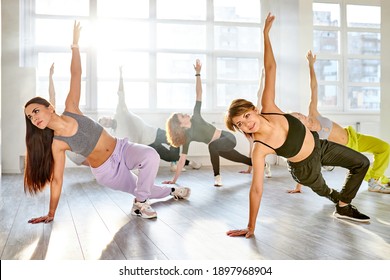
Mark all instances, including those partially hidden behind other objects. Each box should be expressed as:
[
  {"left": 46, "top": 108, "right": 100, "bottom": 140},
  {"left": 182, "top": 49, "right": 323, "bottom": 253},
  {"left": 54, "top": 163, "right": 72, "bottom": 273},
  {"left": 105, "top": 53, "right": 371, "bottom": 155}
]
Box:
[
  {"left": 333, "top": 204, "right": 370, "bottom": 223},
  {"left": 326, "top": 189, "right": 339, "bottom": 204}
]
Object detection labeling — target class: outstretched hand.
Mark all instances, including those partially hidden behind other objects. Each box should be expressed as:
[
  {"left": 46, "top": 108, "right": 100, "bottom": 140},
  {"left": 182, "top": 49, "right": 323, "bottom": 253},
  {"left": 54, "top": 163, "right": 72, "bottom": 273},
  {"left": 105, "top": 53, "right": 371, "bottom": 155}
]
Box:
[
  {"left": 28, "top": 215, "right": 54, "bottom": 224},
  {"left": 263, "top": 12, "right": 275, "bottom": 34},
  {"left": 306, "top": 50, "right": 316, "bottom": 66},
  {"left": 287, "top": 189, "right": 302, "bottom": 194},
  {"left": 50, "top": 62, "right": 55, "bottom": 76},
  {"left": 73, "top": 21, "right": 82, "bottom": 45},
  {"left": 162, "top": 180, "right": 176, "bottom": 184},
  {"left": 239, "top": 166, "right": 252, "bottom": 174},
  {"left": 193, "top": 59, "right": 202, "bottom": 74},
  {"left": 227, "top": 227, "right": 254, "bottom": 238}
]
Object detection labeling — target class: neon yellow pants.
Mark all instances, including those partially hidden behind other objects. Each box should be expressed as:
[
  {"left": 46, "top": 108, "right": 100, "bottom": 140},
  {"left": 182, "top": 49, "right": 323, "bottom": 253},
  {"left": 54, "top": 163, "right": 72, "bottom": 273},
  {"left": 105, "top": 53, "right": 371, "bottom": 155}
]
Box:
[{"left": 345, "top": 126, "right": 390, "bottom": 184}]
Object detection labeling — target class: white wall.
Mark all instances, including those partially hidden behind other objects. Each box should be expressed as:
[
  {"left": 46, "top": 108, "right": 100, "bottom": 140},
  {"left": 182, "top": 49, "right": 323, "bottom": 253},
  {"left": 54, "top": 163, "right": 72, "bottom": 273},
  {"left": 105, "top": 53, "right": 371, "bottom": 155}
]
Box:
[
  {"left": 1, "top": 0, "right": 388, "bottom": 175},
  {"left": 381, "top": 1, "right": 390, "bottom": 145}
]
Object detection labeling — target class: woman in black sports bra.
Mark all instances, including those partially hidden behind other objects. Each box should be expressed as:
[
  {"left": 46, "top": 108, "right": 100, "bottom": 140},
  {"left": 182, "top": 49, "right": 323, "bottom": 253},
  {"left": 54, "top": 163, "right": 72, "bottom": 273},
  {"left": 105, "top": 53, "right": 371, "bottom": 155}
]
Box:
[{"left": 224, "top": 13, "right": 370, "bottom": 238}]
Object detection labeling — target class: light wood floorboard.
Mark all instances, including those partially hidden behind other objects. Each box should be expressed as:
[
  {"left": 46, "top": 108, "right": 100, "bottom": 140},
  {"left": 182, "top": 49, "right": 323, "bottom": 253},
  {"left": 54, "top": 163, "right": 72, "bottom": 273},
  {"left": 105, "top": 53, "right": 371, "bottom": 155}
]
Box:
[{"left": 1, "top": 164, "right": 390, "bottom": 260}]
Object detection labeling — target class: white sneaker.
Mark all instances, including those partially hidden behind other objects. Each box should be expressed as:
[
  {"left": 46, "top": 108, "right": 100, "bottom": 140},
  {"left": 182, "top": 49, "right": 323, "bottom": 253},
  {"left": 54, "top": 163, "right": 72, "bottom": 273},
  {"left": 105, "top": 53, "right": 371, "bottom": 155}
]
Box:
[
  {"left": 131, "top": 199, "right": 157, "bottom": 219},
  {"left": 170, "top": 162, "right": 186, "bottom": 172},
  {"left": 189, "top": 160, "right": 202, "bottom": 170},
  {"left": 214, "top": 175, "right": 223, "bottom": 187},
  {"left": 368, "top": 179, "right": 390, "bottom": 194},
  {"left": 264, "top": 162, "right": 272, "bottom": 178},
  {"left": 171, "top": 186, "right": 191, "bottom": 200}
]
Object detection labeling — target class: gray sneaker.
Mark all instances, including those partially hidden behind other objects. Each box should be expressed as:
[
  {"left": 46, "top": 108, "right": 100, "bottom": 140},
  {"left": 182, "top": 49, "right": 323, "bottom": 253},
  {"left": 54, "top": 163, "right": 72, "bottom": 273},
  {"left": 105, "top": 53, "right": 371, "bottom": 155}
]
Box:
[
  {"left": 171, "top": 186, "right": 191, "bottom": 200},
  {"left": 131, "top": 199, "right": 157, "bottom": 219},
  {"left": 368, "top": 179, "right": 390, "bottom": 194}
]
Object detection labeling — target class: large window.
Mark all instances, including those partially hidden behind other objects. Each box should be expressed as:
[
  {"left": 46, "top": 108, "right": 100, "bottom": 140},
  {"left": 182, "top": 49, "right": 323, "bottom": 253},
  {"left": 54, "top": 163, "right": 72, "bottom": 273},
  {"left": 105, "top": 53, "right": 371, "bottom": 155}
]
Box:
[
  {"left": 22, "top": 0, "right": 262, "bottom": 112},
  {"left": 312, "top": 1, "right": 380, "bottom": 112}
]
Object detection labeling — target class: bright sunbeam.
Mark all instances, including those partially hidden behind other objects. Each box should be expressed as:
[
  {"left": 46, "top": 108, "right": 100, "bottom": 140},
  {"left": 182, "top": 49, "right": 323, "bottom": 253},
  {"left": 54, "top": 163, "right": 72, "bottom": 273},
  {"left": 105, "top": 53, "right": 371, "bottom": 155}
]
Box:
[{"left": 82, "top": 20, "right": 149, "bottom": 52}]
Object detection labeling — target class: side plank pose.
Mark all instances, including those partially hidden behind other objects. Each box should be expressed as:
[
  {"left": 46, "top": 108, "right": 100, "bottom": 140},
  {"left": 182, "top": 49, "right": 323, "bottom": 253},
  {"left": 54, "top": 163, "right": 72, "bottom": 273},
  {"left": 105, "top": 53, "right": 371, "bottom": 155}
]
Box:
[
  {"left": 224, "top": 13, "right": 370, "bottom": 238},
  {"left": 165, "top": 59, "right": 252, "bottom": 187},
  {"left": 98, "top": 66, "right": 201, "bottom": 172},
  {"left": 24, "top": 21, "right": 190, "bottom": 222},
  {"left": 289, "top": 50, "right": 390, "bottom": 194}
]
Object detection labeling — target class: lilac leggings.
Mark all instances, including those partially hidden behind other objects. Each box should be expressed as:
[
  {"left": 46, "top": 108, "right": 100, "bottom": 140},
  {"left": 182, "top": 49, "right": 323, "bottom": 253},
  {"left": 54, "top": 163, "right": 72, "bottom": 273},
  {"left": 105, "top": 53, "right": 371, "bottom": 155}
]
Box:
[{"left": 91, "top": 138, "right": 171, "bottom": 202}]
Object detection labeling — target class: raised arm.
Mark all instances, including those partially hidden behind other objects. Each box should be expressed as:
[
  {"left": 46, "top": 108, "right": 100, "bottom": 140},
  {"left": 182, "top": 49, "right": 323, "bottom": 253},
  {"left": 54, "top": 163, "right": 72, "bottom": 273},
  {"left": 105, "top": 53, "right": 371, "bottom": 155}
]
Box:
[
  {"left": 256, "top": 68, "right": 265, "bottom": 109},
  {"left": 194, "top": 59, "right": 202, "bottom": 101},
  {"left": 65, "top": 21, "right": 82, "bottom": 114},
  {"left": 260, "top": 13, "right": 282, "bottom": 114},
  {"left": 306, "top": 50, "right": 320, "bottom": 118},
  {"left": 48, "top": 63, "right": 56, "bottom": 107}
]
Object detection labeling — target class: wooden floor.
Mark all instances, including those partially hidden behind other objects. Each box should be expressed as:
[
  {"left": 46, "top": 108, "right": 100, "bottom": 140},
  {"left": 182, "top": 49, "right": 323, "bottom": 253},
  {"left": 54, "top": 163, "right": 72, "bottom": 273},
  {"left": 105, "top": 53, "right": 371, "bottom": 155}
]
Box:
[{"left": 1, "top": 164, "right": 390, "bottom": 260}]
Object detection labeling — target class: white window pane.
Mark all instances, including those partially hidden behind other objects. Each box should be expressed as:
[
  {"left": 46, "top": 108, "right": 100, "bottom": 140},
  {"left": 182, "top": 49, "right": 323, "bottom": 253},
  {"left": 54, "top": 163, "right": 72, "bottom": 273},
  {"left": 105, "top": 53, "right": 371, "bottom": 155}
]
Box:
[
  {"left": 97, "top": 52, "right": 149, "bottom": 79},
  {"left": 37, "top": 80, "right": 87, "bottom": 108},
  {"left": 157, "top": 0, "right": 206, "bottom": 20},
  {"left": 217, "top": 84, "right": 258, "bottom": 107},
  {"left": 36, "top": 52, "right": 87, "bottom": 107},
  {"left": 348, "top": 87, "right": 380, "bottom": 110},
  {"left": 217, "top": 58, "right": 259, "bottom": 80},
  {"left": 315, "top": 60, "right": 338, "bottom": 81},
  {"left": 157, "top": 54, "right": 206, "bottom": 79},
  {"left": 313, "top": 30, "right": 339, "bottom": 54},
  {"left": 318, "top": 85, "right": 339, "bottom": 109},
  {"left": 35, "top": 19, "right": 75, "bottom": 47},
  {"left": 348, "top": 59, "right": 380, "bottom": 83},
  {"left": 214, "top": 0, "right": 260, "bottom": 23},
  {"left": 347, "top": 5, "right": 380, "bottom": 28},
  {"left": 97, "top": 0, "right": 149, "bottom": 18},
  {"left": 157, "top": 24, "right": 206, "bottom": 49},
  {"left": 94, "top": 20, "right": 149, "bottom": 49},
  {"left": 312, "top": 3, "right": 340, "bottom": 27},
  {"left": 348, "top": 32, "right": 380, "bottom": 55},
  {"left": 214, "top": 26, "right": 260, "bottom": 52},
  {"left": 98, "top": 82, "right": 149, "bottom": 109},
  {"left": 36, "top": 0, "right": 89, "bottom": 16},
  {"left": 157, "top": 83, "right": 205, "bottom": 109}
]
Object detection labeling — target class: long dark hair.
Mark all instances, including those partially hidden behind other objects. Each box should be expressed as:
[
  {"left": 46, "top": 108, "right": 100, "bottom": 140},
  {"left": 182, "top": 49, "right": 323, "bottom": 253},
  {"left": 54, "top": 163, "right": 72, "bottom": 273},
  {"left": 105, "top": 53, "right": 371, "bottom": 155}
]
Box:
[{"left": 24, "top": 97, "right": 55, "bottom": 195}]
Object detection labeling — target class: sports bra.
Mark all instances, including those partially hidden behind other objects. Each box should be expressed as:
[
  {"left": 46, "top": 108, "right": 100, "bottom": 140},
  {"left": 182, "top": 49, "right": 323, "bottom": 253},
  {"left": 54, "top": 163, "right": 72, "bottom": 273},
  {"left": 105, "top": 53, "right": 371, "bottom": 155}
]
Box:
[
  {"left": 54, "top": 111, "right": 104, "bottom": 157},
  {"left": 316, "top": 115, "right": 333, "bottom": 140},
  {"left": 253, "top": 113, "right": 306, "bottom": 158}
]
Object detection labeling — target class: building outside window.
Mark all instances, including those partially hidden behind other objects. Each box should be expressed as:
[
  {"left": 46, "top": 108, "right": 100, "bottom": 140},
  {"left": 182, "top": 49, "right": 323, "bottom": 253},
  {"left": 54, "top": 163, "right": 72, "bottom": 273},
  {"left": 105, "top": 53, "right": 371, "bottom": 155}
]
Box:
[{"left": 312, "top": 1, "right": 380, "bottom": 112}]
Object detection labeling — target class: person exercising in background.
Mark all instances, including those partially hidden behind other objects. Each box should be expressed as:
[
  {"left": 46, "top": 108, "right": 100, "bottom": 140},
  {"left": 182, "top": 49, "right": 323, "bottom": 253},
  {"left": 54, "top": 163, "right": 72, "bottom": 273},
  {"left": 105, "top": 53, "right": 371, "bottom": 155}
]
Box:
[
  {"left": 98, "top": 66, "right": 201, "bottom": 172},
  {"left": 289, "top": 50, "right": 390, "bottom": 194},
  {"left": 165, "top": 59, "right": 252, "bottom": 187}
]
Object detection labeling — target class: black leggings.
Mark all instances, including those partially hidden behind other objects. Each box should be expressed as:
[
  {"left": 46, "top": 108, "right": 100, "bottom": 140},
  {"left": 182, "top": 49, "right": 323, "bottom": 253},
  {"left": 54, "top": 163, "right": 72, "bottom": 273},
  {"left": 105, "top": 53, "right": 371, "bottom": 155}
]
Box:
[
  {"left": 149, "top": 128, "right": 190, "bottom": 165},
  {"left": 208, "top": 130, "right": 252, "bottom": 176},
  {"left": 288, "top": 132, "right": 369, "bottom": 204}
]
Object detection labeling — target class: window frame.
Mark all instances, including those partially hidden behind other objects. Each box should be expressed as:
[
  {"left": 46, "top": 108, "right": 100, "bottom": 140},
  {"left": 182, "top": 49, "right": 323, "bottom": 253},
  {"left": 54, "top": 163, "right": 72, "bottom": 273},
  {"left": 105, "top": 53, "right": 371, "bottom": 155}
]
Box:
[{"left": 21, "top": 0, "right": 262, "bottom": 114}]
